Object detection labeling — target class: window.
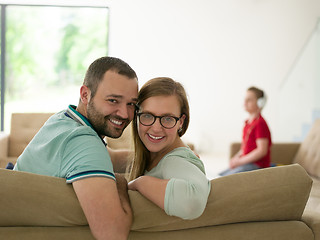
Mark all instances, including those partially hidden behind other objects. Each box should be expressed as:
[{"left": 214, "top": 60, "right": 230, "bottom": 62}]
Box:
[{"left": 0, "top": 1, "right": 109, "bottom": 131}]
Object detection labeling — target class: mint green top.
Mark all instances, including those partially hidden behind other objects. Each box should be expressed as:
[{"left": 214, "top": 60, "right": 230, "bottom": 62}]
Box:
[
  {"left": 145, "top": 147, "right": 211, "bottom": 220},
  {"left": 14, "top": 105, "right": 115, "bottom": 183}
]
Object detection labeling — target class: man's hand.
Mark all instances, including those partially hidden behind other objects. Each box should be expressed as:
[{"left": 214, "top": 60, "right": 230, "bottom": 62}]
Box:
[{"left": 115, "top": 173, "right": 131, "bottom": 212}]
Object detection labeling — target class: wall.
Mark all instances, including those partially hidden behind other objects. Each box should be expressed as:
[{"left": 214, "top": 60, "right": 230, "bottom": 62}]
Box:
[
  {"left": 107, "top": 0, "right": 320, "bottom": 156},
  {"left": 277, "top": 19, "right": 320, "bottom": 142}
]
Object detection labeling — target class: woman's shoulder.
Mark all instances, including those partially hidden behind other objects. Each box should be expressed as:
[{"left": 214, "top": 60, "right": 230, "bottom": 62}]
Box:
[
  {"left": 163, "top": 147, "right": 196, "bottom": 160},
  {"left": 161, "top": 147, "right": 206, "bottom": 174}
]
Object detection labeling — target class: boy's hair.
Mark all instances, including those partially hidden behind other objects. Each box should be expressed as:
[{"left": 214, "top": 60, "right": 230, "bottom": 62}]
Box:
[{"left": 247, "top": 86, "right": 264, "bottom": 99}]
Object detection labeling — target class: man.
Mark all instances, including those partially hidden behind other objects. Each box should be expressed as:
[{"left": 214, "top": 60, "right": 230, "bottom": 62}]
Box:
[{"left": 14, "top": 56, "right": 139, "bottom": 240}]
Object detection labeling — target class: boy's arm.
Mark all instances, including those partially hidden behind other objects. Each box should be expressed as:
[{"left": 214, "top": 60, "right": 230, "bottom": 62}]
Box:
[{"left": 231, "top": 138, "right": 268, "bottom": 168}]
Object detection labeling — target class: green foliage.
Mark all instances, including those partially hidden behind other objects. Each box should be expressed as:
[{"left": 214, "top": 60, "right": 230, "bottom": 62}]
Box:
[{"left": 4, "top": 5, "right": 108, "bottom": 100}]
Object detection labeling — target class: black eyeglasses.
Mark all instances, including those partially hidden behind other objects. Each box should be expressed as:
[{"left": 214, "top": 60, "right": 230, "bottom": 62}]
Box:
[{"left": 137, "top": 113, "right": 181, "bottom": 129}]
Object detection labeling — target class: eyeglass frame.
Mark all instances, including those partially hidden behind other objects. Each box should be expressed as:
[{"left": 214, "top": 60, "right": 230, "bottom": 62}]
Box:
[{"left": 136, "top": 112, "right": 182, "bottom": 129}]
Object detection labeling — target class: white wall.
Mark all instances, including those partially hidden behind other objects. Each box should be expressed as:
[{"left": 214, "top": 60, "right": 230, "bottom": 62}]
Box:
[{"left": 107, "top": 0, "right": 320, "bottom": 156}]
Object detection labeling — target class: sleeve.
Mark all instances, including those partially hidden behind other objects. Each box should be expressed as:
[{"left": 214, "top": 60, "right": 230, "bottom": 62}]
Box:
[
  {"left": 62, "top": 131, "right": 115, "bottom": 183},
  {"left": 160, "top": 156, "right": 211, "bottom": 220}
]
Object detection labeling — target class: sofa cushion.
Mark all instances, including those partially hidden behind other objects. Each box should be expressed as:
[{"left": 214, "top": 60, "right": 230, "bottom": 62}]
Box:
[
  {"left": 293, "top": 119, "right": 320, "bottom": 178},
  {"left": 0, "top": 164, "right": 312, "bottom": 231}
]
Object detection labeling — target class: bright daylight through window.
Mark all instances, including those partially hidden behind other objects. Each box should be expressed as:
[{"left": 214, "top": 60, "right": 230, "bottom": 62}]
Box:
[{"left": 0, "top": 1, "right": 109, "bottom": 132}]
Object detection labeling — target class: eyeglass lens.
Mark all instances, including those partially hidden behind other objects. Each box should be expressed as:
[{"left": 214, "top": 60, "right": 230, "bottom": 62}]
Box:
[{"left": 139, "top": 113, "right": 178, "bottom": 128}]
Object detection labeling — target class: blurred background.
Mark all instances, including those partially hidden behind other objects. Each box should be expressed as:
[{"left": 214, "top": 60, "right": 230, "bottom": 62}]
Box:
[{"left": 0, "top": 0, "right": 319, "bottom": 177}]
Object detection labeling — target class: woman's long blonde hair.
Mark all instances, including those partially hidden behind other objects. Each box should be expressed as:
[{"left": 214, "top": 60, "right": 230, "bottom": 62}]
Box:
[{"left": 127, "top": 77, "right": 190, "bottom": 181}]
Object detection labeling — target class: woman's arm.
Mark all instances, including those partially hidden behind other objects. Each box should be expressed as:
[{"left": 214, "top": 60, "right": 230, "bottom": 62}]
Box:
[
  {"left": 129, "top": 156, "right": 210, "bottom": 220},
  {"left": 128, "top": 176, "right": 169, "bottom": 209}
]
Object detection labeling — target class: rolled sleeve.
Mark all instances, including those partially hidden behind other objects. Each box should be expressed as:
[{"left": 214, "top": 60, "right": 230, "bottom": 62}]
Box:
[{"left": 161, "top": 157, "right": 211, "bottom": 220}]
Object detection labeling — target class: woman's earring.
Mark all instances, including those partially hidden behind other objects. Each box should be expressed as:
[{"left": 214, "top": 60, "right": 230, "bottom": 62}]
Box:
[{"left": 178, "top": 128, "right": 183, "bottom": 133}]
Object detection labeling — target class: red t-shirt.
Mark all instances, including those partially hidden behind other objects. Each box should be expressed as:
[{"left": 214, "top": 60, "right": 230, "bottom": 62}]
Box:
[{"left": 241, "top": 114, "right": 272, "bottom": 168}]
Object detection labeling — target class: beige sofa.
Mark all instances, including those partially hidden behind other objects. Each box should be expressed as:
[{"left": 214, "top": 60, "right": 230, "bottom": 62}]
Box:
[
  {"left": 0, "top": 164, "right": 316, "bottom": 240},
  {"left": 0, "top": 113, "right": 318, "bottom": 239}
]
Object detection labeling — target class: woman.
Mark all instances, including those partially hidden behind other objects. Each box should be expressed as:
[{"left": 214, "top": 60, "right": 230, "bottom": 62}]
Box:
[
  {"left": 127, "top": 77, "right": 211, "bottom": 220},
  {"left": 219, "top": 86, "right": 272, "bottom": 176}
]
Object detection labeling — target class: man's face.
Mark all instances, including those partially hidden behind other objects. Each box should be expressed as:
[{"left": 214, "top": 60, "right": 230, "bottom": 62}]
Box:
[{"left": 86, "top": 70, "right": 138, "bottom": 138}]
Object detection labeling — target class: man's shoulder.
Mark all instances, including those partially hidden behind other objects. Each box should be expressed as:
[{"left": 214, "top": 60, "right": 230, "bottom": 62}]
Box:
[{"left": 45, "top": 111, "right": 97, "bottom": 137}]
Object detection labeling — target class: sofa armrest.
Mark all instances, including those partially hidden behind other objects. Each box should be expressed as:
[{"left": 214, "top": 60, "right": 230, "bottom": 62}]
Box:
[
  {"left": 229, "top": 142, "right": 241, "bottom": 158},
  {"left": 271, "top": 143, "right": 301, "bottom": 165},
  {"left": 0, "top": 132, "right": 9, "bottom": 160}
]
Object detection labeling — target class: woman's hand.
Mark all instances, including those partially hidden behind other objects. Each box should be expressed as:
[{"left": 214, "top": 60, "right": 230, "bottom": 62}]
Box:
[{"left": 128, "top": 177, "right": 141, "bottom": 191}]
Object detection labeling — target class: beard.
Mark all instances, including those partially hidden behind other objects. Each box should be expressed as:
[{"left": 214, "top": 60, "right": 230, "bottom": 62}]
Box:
[{"left": 86, "top": 100, "right": 129, "bottom": 138}]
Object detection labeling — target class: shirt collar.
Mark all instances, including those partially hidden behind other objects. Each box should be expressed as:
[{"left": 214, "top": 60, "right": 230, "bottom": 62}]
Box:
[
  {"left": 65, "top": 105, "right": 107, "bottom": 146},
  {"left": 245, "top": 113, "right": 261, "bottom": 125},
  {"left": 65, "top": 105, "right": 93, "bottom": 129}
]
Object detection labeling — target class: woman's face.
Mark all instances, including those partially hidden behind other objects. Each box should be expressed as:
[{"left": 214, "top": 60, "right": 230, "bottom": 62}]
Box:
[{"left": 137, "top": 95, "right": 185, "bottom": 155}]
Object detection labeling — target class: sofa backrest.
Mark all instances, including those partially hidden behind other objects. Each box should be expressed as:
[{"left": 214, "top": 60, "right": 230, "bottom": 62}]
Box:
[
  {"left": 8, "top": 113, "right": 54, "bottom": 157},
  {"left": 294, "top": 118, "right": 320, "bottom": 178},
  {"left": 0, "top": 164, "right": 312, "bottom": 230},
  {"left": 105, "top": 123, "right": 133, "bottom": 150}
]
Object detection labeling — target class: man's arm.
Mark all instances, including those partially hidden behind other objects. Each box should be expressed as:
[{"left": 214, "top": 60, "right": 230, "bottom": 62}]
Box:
[{"left": 72, "top": 176, "right": 132, "bottom": 240}]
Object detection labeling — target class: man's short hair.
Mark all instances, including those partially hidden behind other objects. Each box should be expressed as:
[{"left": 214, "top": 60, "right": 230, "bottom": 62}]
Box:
[{"left": 83, "top": 56, "right": 137, "bottom": 97}]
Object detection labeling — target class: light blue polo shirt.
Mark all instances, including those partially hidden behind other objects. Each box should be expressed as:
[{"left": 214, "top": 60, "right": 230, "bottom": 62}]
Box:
[{"left": 14, "top": 105, "right": 115, "bottom": 183}]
